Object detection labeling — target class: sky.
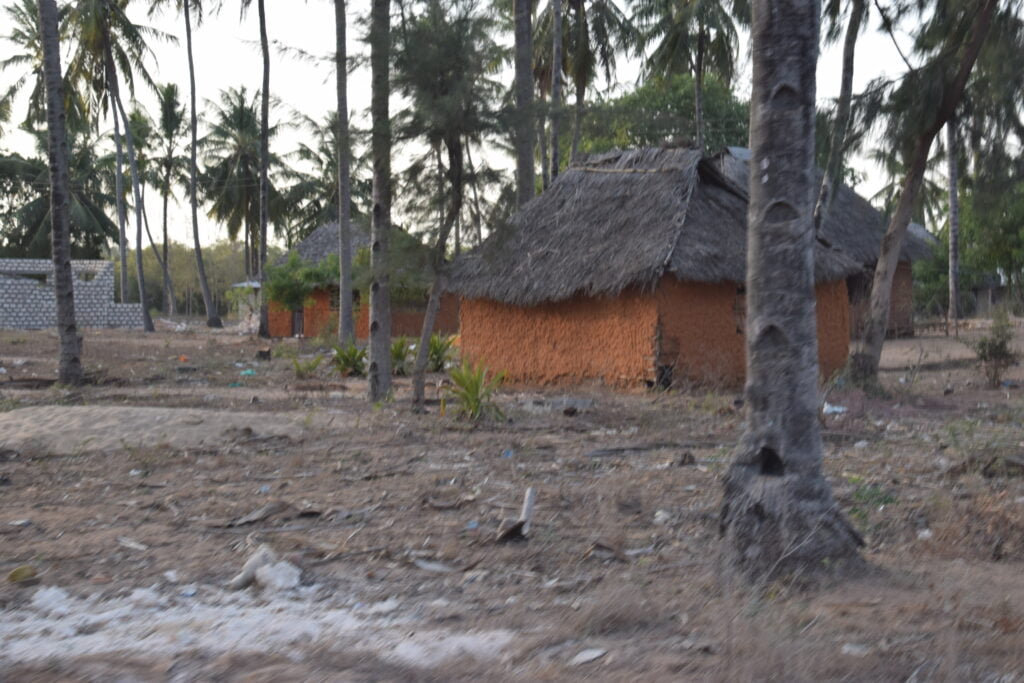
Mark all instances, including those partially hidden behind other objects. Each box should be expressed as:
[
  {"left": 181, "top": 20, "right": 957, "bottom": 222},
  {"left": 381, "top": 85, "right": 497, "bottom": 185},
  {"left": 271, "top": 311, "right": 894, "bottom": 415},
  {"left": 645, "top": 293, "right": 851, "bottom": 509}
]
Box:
[{"left": 0, "top": 1, "right": 915, "bottom": 251}]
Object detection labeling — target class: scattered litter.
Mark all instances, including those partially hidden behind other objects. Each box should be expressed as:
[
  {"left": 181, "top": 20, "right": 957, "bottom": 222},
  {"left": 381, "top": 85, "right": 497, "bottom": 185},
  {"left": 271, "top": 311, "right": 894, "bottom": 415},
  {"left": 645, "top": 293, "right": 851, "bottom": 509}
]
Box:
[
  {"left": 9, "top": 519, "right": 31, "bottom": 527},
  {"left": 569, "top": 648, "right": 607, "bottom": 666},
  {"left": 917, "top": 529, "right": 933, "bottom": 541},
  {"left": 254, "top": 561, "right": 301, "bottom": 591},
  {"left": 7, "top": 565, "right": 37, "bottom": 584},
  {"left": 239, "top": 369, "right": 257, "bottom": 377},
  {"left": 227, "top": 544, "right": 278, "bottom": 590},
  {"left": 464, "top": 520, "right": 479, "bottom": 531},
  {"left": 496, "top": 487, "right": 537, "bottom": 542},
  {"left": 163, "top": 570, "right": 180, "bottom": 583},
  {"left": 653, "top": 509, "right": 672, "bottom": 525},
  {"left": 413, "top": 558, "right": 457, "bottom": 573},
  {"left": 179, "top": 584, "right": 198, "bottom": 597},
  {"left": 227, "top": 382, "right": 243, "bottom": 388},
  {"left": 129, "top": 469, "right": 143, "bottom": 477},
  {"left": 177, "top": 355, "right": 189, "bottom": 363},
  {"left": 257, "top": 484, "right": 272, "bottom": 494},
  {"left": 501, "top": 449, "right": 514, "bottom": 458},
  {"left": 823, "top": 403, "right": 847, "bottom": 415},
  {"left": 117, "top": 536, "right": 149, "bottom": 552},
  {"left": 854, "top": 440, "right": 869, "bottom": 449}
]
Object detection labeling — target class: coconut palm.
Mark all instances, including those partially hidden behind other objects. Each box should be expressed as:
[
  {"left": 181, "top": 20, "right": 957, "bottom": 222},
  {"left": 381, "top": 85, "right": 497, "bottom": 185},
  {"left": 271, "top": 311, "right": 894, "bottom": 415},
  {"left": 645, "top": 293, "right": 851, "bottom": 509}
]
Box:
[
  {"left": 334, "top": 0, "right": 355, "bottom": 343},
  {"left": 148, "top": 0, "right": 222, "bottom": 326},
  {"left": 630, "top": 0, "right": 750, "bottom": 151},
  {"left": 37, "top": 0, "right": 84, "bottom": 384},
  {"left": 200, "top": 86, "right": 286, "bottom": 278},
  {"left": 154, "top": 83, "right": 186, "bottom": 314},
  {"left": 513, "top": 0, "right": 535, "bottom": 205}
]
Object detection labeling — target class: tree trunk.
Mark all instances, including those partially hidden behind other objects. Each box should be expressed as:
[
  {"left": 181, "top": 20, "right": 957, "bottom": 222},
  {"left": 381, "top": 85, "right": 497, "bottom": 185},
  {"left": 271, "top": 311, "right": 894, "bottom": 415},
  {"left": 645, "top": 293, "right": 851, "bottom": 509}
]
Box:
[
  {"left": 693, "top": 27, "right": 705, "bottom": 151},
  {"left": 257, "top": 0, "right": 270, "bottom": 338},
  {"left": 368, "top": 0, "right": 392, "bottom": 401},
  {"left": 946, "top": 118, "right": 960, "bottom": 336},
  {"left": 161, "top": 169, "right": 176, "bottom": 315},
  {"left": 412, "top": 136, "right": 462, "bottom": 409},
  {"left": 141, "top": 185, "right": 174, "bottom": 313},
  {"left": 549, "top": 0, "right": 563, "bottom": 181},
  {"left": 538, "top": 100, "right": 550, "bottom": 190},
  {"left": 112, "top": 90, "right": 128, "bottom": 304},
  {"left": 184, "top": 0, "right": 221, "bottom": 327},
  {"left": 335, "top": 0, "right": 355, "bottom": 344},
  {"left": 814, "top": 0, "right": 865, "bottom": 234},
  {"left": 513, "top": 0, "right": 535, "bottom": 205},
  {"left": 38, "top": 0, "right": 83, "bottom": 386},
  {"left": 108, "top": 59, "right": 155, "bottom": 333},
  {"left": 850, "top": 0, "right": 997, "bottom": 382},
  {"left": 719, "top": 0, "right": 862, "bottom": 583},
  {"left": 570, "top": 4, "right": 585, "bottom": 162}
]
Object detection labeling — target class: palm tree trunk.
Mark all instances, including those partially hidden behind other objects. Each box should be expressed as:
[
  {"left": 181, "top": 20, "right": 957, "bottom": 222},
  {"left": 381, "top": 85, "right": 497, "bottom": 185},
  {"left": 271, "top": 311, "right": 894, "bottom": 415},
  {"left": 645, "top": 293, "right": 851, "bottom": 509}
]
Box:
[
  {"left": 38, "top": 0, "right": 83, "bottom": 386},
  {"left": 538, "top": 100, "right": 550, "bottom": 190},
  {"left": 720, "top": 0, "right": 862, "bottom": 582},
  {"left": 851, "top": 0, "right": 997, "bottom": 383},
  {"left": 412, "top": 135, "right": 462, "bottom": 408},
  {"left": 244, "top": 224, "right": 251, "bottom": 279},
  {"left": 570, "top": 4, "right": 586, "bottom": 162},
  {"left": 112, "top": 93, "right": 129, "bottom": 304},
  {"left": 257, "top": 0, "right": 271, "bottom": 338},
  {"left": 693, "top": 26, "right": 705, "bottom": 152},
  {"left": 465, "top": 139, "right": 484, "bottom": 245},
  {"left": 335, "top": 0, "right": 355, "bottom": 345},
  {"left": 814, "top": 0, "right": 865, "bottom": 234},
  {"left": 947, "top": 118, "right": 960, "bottom": 336},
  {"left": 513, "top": 0, "right": 535, "bottom": 205},
  {"left": 368, "top": 0, "right": 393, "bottom": 401},
  {"left": 184, "top": 0, "right": 221, "bottom": 327},
  {"left": 110, "top": 79, "right": 155, "bottom": 333},
  {"left": 161, "top": 172, "right": 176, "bottom": 315},
  {"left": 141, "top": 185, "right": 175, "bottom": 314},
  {"left": 549, "top": 0, "right": 564, "bottom": 181}
]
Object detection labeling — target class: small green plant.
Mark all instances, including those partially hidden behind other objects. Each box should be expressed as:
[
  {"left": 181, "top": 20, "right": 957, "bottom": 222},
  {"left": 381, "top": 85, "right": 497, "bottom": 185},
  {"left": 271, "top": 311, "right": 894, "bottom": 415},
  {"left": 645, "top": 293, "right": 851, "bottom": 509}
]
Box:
[
  {"left": 851, "top": 484, "right": 897, "bottom": 507},
  {"left": 272, "top": 344, "right": 299, "bottom": 359},
  {"left": 969, "top": 307, "right": 1016, "bottom": 388},
  {"left": 391, "top": 337, "right": 412, "bottom": 376},
  {"left": 447, "top": 361, "right": 505, "bottom": 421},
  {"left": 331, "top": 342, "right": 367, "bottom": 377},
  {"left": 291, "top": 354, "right": 323, "bottom": 379},
  {"left": 428, "top": 333, "right": 455, "bottom": 372},
  {"left": 313, "top": 313, "right": 340, "bottom": 349}
]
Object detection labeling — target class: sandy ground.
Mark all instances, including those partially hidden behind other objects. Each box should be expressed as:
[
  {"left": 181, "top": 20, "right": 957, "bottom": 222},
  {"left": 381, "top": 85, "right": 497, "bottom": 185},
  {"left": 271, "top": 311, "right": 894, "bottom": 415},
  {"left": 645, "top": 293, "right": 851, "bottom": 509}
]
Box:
[{"left": 1, "top": 323, "right": 1023, "bottom": 681}]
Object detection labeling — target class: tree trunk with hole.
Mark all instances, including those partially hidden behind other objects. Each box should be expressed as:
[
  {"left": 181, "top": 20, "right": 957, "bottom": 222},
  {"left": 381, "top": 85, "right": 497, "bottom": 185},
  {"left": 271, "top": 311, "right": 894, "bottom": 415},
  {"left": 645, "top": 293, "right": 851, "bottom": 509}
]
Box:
[
  {"left": 335, "top": 0, "right": 355, "bottom": 344},
  {"left": 184, "top": 0, "right": 221, "bottom": 327},
  {"left": 514, "top": 0, "right": 535, "bottom": 205},
  {"left": 947, "top": 118, "right": 960, "bottom": 336},
  {"left": 256, "top": 0, "right": 270, "bottom": 338},
  {"left": 368, "top": 0, "right": 392, "bottom": 401},
  {"left": 814, "top": 0, "right": 865, "bottom": 234},
  {"left": 850, "top": 0, "right": 997, "bottom": 383},
  {"left": 549, "top": 0, "right": 563, "bottom": 181},
  {"left": 38, "top": 0, "right": 83, "bottom": 386},
  {"left": 719, "top": 0, "right": 862, "bottom": 582}
]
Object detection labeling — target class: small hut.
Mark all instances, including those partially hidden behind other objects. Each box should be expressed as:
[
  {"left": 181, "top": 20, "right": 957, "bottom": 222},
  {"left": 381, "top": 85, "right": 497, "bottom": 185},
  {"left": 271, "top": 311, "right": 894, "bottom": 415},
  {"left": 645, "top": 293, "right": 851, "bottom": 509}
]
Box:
[
  {"left": 716, "top": 148, "right": 937, "bottom": 337},
  {"left": 267, "top": 221, "right": 459, "bottom": 339},
  {"left": 451, "top": 148, "right": 862, "bottom": 387}
]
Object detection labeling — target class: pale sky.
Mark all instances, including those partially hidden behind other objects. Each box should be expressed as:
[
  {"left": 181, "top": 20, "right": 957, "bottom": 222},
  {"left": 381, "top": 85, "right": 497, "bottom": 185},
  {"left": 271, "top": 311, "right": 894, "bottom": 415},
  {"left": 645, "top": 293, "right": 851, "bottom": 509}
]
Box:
[{"left": 0, "top": 1, "right": 916, "bottom": 251}]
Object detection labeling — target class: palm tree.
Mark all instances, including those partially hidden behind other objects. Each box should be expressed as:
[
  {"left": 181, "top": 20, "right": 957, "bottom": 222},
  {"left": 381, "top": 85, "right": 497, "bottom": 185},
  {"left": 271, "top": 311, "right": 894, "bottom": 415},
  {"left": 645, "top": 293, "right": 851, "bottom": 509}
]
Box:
[
  {"left": 148, "top": 0, "right": 221, "bottom": 327},
  {"left": 630, "top": 0, "right": 750, "bottom": 151},
  {"left": 155, "top": 83, "right": 186, "bottom": 315},
  {"left": 37, "top": 0, "right": 83, "bottom": 385},
  {"left": 549, "top": 0, "right": 564, "bottom": 180},
  {"left": 200, "top": 86, "right": 286, "bottom": 277},
  {"left": 513, "top": 0, "right": 535, "bottom": 205},
  {"left": 720, "top": 0, "right": 861, "bottom": 582},
  {"left": 368, "top": 0, "right": 393, "bottom": 401},
  {"left": 334, "top": 0, "right": 355, "bottom": 344}
]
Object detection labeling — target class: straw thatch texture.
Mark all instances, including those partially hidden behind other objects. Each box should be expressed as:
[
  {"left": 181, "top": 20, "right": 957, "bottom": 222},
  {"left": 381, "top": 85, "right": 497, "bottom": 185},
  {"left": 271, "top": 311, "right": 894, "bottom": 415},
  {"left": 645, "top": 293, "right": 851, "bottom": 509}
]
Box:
[
  {"left": 452, "top": 147, "right": 861, "bottom": 307},
  {"left": 277, "top": 221, "right": 371, "bottom": 266}
]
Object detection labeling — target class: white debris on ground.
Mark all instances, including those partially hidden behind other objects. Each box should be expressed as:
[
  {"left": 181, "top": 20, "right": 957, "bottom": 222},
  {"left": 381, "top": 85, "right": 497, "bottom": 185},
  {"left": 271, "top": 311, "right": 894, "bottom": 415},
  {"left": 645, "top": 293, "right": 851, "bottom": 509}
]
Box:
[{"left": 1, "top": 584, "right": 515, "bottom": 670}]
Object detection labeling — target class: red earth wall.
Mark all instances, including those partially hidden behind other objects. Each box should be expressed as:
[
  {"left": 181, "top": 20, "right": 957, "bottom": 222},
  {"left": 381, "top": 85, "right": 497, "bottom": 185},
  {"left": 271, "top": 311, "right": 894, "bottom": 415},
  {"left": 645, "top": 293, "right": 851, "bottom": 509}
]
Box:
[{"left": 849, "top": 260, "right": 915, "bottom": 338}]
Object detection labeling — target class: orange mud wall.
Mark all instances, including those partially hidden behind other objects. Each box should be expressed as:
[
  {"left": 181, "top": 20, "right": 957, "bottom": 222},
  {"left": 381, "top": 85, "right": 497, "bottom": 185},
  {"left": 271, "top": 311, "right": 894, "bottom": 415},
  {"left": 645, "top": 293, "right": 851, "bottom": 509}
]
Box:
[
  {"left": 269, "top": 291, "right": 459, "bottom": 340},
  {"left": 849, "top": 260, "right": 915, "bottom": 338},
  {"left": 654, "top": 277, "right": 849, "bottom": 387},
  {"left": 460, "top": 276, "right": 849, "bottom": 388},
  {"left": 268, "top": 300, "right": 292, "bottom": 337},
  {"left": 459, "top": 289, "right": 659, "bottom": 386}
]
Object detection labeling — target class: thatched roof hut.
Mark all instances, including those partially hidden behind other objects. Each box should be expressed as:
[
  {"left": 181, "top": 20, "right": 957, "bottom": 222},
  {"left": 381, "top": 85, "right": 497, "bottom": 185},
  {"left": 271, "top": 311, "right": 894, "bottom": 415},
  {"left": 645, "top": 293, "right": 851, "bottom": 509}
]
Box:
[
  {"left": 453, "top": 147, "right": 861, "bottom": 307},
  {"left": 277, "top": 221, "right": 371, "bottom": 266},
  {"left": 452, "top": 147, "right": 863, "bottom": 387}
]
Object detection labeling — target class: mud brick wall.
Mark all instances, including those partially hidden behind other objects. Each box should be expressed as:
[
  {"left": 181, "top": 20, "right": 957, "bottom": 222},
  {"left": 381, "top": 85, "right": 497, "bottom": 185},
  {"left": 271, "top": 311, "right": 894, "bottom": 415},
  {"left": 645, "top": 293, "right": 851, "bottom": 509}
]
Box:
[{"left": 0, "top": 259, "right": 143, "bottom": 329}]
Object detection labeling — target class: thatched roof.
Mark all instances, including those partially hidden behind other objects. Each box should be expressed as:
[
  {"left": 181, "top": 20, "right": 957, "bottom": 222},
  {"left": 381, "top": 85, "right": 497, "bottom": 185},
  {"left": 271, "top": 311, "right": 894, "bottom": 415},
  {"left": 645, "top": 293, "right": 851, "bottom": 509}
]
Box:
[
  {"left": 451, "top": 147, "right": 861, "bottom": 307},
  {"left": 716, "top": 147, "right": 936, "bottom": 264},
  {"left": 278, "top": 221, "right": 370, "bottom": 266}
]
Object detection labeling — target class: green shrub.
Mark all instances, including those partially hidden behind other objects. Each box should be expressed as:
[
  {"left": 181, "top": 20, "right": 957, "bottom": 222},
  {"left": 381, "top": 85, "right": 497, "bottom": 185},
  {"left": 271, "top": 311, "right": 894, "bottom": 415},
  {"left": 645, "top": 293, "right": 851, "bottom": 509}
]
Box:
[
  {"left": 447, "top": 361, "right": 505, "bottom": 421},
  {"left": 272, "top": 344, "right": 298, "bottom": 359},
  {"left": 292, "top": 354, "right": 323, "bottom": 379},
  {"left": 331, "top": 342, "right": 367, "bottom": 377},
  {"left": 391, "top": 336, "right": 412, "bottom": 376},
  {"left": 969, "top": 307, "right": 1017, "bottom": 387},
  {"left": 428, "top": 333, "right": 455, "bottom": 372}
]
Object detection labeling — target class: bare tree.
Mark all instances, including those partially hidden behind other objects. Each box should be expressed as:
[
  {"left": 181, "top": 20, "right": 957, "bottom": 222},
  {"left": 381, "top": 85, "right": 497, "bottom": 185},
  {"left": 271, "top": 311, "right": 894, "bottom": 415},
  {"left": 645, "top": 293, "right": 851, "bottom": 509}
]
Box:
[
  {"left": 368, "top": 0, "right": 393, "bottom": 401},
  {"left": 38, "top": 0, "right": 84, "bottom": 386},
  {"left": 719, "top": 0, "right": 862, "bottom": 581}
]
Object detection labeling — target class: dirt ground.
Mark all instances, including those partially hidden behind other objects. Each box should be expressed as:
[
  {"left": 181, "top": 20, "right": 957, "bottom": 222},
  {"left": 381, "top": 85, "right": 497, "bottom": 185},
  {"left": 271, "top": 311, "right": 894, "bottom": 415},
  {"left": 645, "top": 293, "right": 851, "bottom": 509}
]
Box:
[{"left": 1, "top": 320, "right": 1023, "bottom": 681}]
